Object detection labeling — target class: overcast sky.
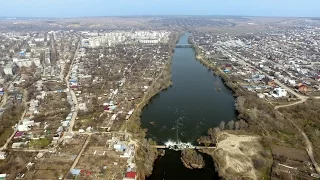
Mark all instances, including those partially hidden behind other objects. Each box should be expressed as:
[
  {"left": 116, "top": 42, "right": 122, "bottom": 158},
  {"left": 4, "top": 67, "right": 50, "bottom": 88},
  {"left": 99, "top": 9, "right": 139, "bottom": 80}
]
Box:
[{"left": 0, "top": 0, "right": 320, "bottom": 18}]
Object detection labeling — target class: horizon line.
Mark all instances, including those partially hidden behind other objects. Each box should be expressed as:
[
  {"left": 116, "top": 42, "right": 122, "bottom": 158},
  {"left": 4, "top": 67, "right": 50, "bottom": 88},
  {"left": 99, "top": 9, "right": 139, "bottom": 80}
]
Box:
[{"left": 0, "top": 14, "right": 320, "bottom": 19}]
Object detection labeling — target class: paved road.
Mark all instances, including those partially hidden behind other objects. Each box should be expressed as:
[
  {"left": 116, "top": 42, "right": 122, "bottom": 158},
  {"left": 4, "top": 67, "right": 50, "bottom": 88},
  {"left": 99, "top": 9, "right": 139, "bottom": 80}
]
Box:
[{"left": 65, "top": 41, "right": 80, "bottom": 133}]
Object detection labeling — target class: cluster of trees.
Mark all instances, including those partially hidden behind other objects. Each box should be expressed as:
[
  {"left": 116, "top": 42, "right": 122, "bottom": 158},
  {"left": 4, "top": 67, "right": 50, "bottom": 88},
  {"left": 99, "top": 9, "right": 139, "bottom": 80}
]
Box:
[
  {"left": 181, "top": 149, "right": 205, "bottom": 169},
  {"left": 279, "top": 99, "right": 320, "bottom": 161},
  {"left": 135, "top": 139, "right": 158, "bottom": 179},
  {"left": 0, "top": 152, "right": 35, "bottom": 179},
  {"left": 199, "top": 90, "right": 304, "bottom": 150},
  {"left": 133, "top": 34, "right": 179, "bottom": 179},
  {"left": 0, "top": 103, "right": 24, "bottom": 146}
]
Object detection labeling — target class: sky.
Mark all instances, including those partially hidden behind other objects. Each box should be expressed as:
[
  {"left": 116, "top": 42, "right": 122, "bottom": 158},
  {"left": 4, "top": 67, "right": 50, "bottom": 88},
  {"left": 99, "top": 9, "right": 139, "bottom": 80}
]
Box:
[{"left": 0, "top": 0, "right": 320, "bottom": 18}]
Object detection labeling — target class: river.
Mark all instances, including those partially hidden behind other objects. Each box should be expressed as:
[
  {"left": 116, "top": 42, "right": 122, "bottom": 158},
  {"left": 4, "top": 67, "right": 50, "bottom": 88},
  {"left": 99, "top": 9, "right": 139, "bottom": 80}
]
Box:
[{"left": 141, "top": 33, "right": 236, "bottom": 180}]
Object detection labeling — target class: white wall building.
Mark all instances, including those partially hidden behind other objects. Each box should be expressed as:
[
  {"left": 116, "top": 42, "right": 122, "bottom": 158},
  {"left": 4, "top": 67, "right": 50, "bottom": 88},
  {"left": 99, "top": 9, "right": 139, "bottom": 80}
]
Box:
[
  {"left": 0, "top": 151, "right": 6, "bottom": 159},
  {"left": 3, "top": 62, "right": 17, "bottom": 75},
  {"left": 274, "top": 87, "right": 287, "bottom": 97}
]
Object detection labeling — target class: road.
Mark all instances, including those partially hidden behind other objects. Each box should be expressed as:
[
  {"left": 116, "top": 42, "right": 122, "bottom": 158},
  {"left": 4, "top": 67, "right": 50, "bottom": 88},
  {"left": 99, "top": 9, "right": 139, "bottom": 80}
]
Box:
[
  {"left": 68, "top": 135, "right": 91, "bottom": 172},
  {"left": 218, "top": 46, "right": 315, "bottom": 109},
  {"left": 276, "top": 111, "right": 320, "bottom": 174},
  {"left": 217, "top": 45, "right": 320, "bottom": 174},
  {"left": 65, "top": 41, "right": 80, "bottom": 133}
]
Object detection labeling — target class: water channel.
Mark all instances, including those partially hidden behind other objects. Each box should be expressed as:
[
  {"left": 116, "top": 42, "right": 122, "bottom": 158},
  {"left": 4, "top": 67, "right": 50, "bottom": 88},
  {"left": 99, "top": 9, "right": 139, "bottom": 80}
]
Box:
[{"left": 141, "top": 33, "right": 237, "bottom": 179}]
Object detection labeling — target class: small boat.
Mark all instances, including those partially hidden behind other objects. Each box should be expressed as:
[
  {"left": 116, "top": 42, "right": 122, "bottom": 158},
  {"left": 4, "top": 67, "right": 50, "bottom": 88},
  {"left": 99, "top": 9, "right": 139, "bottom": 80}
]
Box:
[{"left": 216, "top": 88, "right": 221, "bottom": 92}]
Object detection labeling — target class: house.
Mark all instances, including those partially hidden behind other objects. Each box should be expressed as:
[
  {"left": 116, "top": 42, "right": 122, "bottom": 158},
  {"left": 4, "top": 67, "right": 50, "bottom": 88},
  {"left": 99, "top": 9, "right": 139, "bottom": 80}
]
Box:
[
  {"left": 224, "top": 64, "right": 232, "bottom": 72},
  {"left": 70, "top": 169, "right": 81, "bottom": 176},
  {"left": 0, "top": 88, "right": 4, "bottom": 96},
  {"left": 64, "top": 132, "right": 74, "bottom": 139},
  {"left": 17, "top": 120, "right": 34, "bottom": 131},
  {"left": 273, "top": 87, "right": 287, "bottom": 97},
  {"left": 62, "top": 121, "right": 70, "bottom": 127},
  {"left": 0, "top": 151, "right": 7, "bottom": 159},
  {"left": 0, "top": 174, "right": 7, "bottom": 180},
  {"left": 298, "top": 84, "right": 309, "bottom": 94},
  {"left": 3, "top": 62, "right": 18, "bottom": 75},
  {"left": 12, "top": 142, "right": 28, "bottom": 149},
  {"left": 114, "top": 144, "right": 126, "bottom": 151},
  {"left": 123, "top": 172, "right": 137, "bottom": 180},
  {"left": 262, "top": 77, "right": 275, "bottom": 86},
  {"left": 257, "top": 93, "right": 265, "bottom": 98},
  {"left": 14, "top": 131, "right": 25, "bottom": 139}
]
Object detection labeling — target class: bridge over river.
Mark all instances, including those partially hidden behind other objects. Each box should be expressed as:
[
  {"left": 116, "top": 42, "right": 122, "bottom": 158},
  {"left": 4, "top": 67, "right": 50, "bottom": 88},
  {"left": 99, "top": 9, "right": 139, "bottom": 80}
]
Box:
[
  {"left": 175, "top": 44, "right": 193, "bottom": 48},
  {"left": 151, "top": 141, "right": 216, "bottom": 151}
]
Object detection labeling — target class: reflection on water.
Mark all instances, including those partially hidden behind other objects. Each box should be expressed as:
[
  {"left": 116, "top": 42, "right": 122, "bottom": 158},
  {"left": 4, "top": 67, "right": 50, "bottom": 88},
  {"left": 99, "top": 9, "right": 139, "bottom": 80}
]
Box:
[{"left": 141, "top": 33, "right": 235, "bottom": 180}]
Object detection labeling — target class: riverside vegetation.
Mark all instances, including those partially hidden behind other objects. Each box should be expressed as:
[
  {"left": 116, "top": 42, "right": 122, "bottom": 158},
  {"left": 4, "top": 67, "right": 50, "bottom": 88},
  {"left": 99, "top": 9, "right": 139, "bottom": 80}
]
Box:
[
  {"left": 190, "top": 38, "right": 319, "bottom": 179},
  {"left": 125, "top": 32, "right": 182, "bottom": 179},
  {"left": 180, "top": 149, "right": 205, "bottom": 169}
]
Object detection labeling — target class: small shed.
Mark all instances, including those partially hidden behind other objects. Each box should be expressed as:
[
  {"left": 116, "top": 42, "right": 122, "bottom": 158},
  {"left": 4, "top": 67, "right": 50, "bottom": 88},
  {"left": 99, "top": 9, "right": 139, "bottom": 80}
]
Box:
[
  {"left": 123, "top": 172, "right": 137, "bottom": 180},
  {"left": 0, "top": 174, "right": 7, "bottom": 180},
  {"left": 114, "top": 144, "right": 125, "bottom": 151},
  {"left": 14, "top": 131, "right": 25, "bottom": 139},
  {"left": 70, "top": 169, "right": 81, "bottom": 175},
  {"left": 0, "top": 151, "right": 7, "bottom": 160}
]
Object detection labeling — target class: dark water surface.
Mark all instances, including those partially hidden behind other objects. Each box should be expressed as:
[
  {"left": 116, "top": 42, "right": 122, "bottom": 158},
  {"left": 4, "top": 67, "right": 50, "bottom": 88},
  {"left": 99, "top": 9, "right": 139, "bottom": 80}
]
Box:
[
  {"left": 147, "top": 150, "right": 218, "bottom": 180},
  {"left": 141, "top": 33, "right": 236, "bottom": 144},
  {"left": 142, "top": 33, "right": 236, "bottom": 180}
]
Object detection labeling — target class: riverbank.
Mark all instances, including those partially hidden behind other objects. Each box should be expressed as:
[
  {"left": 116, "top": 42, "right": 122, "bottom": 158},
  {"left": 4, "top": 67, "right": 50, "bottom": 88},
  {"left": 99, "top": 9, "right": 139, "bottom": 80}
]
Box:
[
  {"left": 201, "top": 131, "right": 273, "bottom": 179},
  {"left": 127, "top": 32, "right": 182, "bottom": 179},
  {"left": 190, "top": 39, "right": 240, "bottom": 96},
  {"left": 142, "top": 32, "right": 237, "bottom": 179},
  {"left": 189, "top": 35, "right": 320, "bottom": 179}
]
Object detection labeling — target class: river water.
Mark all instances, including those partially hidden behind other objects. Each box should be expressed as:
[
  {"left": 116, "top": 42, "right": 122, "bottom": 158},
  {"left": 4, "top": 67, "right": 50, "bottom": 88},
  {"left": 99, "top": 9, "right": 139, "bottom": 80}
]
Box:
[{"left": 141, "top": 33, "right": 236, "bottom": 180}]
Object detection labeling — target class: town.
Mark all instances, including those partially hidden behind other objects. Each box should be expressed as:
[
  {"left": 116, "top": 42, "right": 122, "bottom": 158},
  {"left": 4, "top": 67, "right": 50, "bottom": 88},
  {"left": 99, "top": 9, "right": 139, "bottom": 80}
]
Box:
[
  {"left": 192, "top": 27, "right": 320, "bottom": 104},
  {"left": 0, "top": 16, "right": 320, "bottom": 180},
  {"left": 0, "top": 29, "right": 173, "bottom": 179}
]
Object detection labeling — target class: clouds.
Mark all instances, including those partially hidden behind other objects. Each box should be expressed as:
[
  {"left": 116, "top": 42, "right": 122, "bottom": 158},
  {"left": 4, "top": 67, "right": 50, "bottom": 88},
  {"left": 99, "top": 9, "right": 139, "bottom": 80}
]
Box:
[{"left": 0, "top": 0, "right": 319, "bottom": 17}]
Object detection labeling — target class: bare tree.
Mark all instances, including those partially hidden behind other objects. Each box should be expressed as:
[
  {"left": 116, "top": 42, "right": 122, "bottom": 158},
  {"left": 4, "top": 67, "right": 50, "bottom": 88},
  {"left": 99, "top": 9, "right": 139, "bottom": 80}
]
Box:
[
  {"left": 219, "top": 121, "right": 225, "bottom": 131},
  {"left": 235, "top": 96, "right": 245, "bottom": 111},
  {"left": 227, "top": 120, "right": 235, "bottom": 130},
  {"left": 249, "top": 107, "right": 258, "bottom": 122}
]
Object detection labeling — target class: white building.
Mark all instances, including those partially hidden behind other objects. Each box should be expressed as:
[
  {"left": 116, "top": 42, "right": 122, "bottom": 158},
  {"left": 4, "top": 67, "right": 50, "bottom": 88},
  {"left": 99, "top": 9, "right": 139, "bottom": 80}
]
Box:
[
  {"left": 17, "top": 120, "right": 35, "bottom": 131},
  {"left": 3, "top": 62, "right": 17, "bottom": 75},
  {"left": 0, "top": 151, "right": 7, "bottom": 159},
  {"left": 273, "top": 87, "right": 287, "bottom": 97}
]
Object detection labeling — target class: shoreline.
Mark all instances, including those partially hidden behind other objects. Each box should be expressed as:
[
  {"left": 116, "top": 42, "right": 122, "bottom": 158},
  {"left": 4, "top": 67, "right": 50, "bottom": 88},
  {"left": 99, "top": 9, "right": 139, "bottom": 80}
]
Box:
[
  {"left": 129, "top": 32, "right": 182, "bottom": 180},
  {"left": 189, "top": 39, "right": 240, "bottom": 96},
  {"left": 138, "top": 33, "right": 238, "bottom": 179}
]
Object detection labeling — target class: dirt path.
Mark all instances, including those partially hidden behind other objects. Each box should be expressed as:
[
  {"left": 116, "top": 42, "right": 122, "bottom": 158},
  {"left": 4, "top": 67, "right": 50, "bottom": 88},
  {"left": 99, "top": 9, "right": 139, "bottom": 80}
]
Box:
[
  {"left": 219, "top": 46, "right": 320, "bottom": 173},
  {"left": 68, "top": 135, "right": 91, "bottom": 171},
  {"left": 276, "top": 111, "right": 320, "bottom": 174},
  {"left": 274, "top": 98, "right": 307, "bottom": 110}
]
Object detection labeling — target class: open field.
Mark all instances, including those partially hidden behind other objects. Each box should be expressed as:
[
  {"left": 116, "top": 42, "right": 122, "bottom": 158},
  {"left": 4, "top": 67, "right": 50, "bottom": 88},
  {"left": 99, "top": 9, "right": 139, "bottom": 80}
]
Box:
[{"left": 201, "top": 131, "right": 273, "bottom": 180}]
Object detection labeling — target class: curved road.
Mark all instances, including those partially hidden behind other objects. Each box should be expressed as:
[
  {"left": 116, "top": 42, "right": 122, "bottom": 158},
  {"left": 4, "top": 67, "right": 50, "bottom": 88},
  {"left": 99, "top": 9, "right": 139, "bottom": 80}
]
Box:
[{"left": 218, "top": 45, "right": 320, "bottom": 173}]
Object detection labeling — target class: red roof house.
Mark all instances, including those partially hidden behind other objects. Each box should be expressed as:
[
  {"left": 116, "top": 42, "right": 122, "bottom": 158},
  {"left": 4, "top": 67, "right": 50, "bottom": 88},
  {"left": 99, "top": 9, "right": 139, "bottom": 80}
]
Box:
[
  {"left": 123, "top": 172, "right": 136, "bottom": 180},
  {"left": 14, "top": 131, "right": 25, "bottom": 139}
]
